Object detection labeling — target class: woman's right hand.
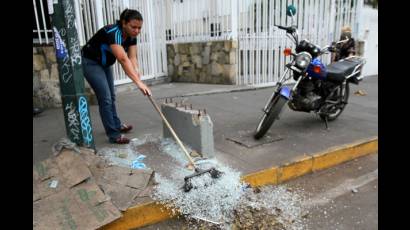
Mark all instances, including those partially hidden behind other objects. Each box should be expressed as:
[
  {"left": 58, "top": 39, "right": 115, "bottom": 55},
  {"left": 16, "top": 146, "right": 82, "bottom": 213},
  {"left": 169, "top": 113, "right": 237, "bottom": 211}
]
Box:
[{"left": 136, "top": 81, "right": 152, "bottom": 96}]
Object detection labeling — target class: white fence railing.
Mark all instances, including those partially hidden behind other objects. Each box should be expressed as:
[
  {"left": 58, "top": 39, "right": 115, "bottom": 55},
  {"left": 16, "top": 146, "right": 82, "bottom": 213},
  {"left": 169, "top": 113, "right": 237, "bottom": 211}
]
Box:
[
  {"left": 359, "top": 5, "right": 377, "bottom": 76},
  {"left": 33, "top": 0, "right": 53, "bottom": 45},
  {"left": 33, "top": 0, "right": 167, "bottom": 85},
  {"left": 164, "top": 0, "right": 235, "bottom": 43},
  {"left": 161, "top": 0, "right": 363, "bottom": 85},
  {"left": 236, "top": 0, "right": 363, "bottom": 85},
  {"left": 75, "top": 0, "right": 168, "bottom": 85},
  {"left": 34, "top": 0, "right": 364, "bottom": 86},
  {"left": 76, "top": 0, "right": 167, "bottom": 85}
]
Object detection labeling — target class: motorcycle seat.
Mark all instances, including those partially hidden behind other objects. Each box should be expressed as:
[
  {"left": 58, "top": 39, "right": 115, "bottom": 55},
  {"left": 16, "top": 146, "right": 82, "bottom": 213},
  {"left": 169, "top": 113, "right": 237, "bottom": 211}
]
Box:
[{"left": 326, "top": 59, "right": 362, "bottom": 82}]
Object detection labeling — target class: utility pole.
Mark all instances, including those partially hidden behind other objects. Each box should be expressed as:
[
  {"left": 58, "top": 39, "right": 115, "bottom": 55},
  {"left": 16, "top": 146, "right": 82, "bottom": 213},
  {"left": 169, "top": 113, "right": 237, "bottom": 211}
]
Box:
[{"left": 48, "top": 0, "right": 95, "bottom": 149}]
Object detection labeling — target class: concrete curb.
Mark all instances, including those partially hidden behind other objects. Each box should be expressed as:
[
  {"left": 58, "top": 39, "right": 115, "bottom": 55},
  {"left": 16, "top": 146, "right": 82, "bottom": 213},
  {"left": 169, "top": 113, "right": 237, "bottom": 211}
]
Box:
[
  {"left": 153, "top": 76, "right": 377, "bottom": 99},
  {"left": 101, "top": 202, "right": 177, "bottom": 230},
  {"left": 157, "top": 83, "right": 278, "bottom": 100},
  {"left": 241, "top": 136, "right": 378, "bottom": 187},
  {"left": 101, "top": 136, "right": 378, "bottom": 230}
]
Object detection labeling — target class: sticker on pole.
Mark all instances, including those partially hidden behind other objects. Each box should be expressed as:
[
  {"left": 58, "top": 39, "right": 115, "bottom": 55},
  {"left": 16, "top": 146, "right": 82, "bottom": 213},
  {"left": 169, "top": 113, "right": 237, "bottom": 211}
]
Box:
[
  {"left": 47, "top": 0, "right": 54, "bottom": 14},
  {"left": 53, "top": 27, "right": 68, "bottom": 60}
]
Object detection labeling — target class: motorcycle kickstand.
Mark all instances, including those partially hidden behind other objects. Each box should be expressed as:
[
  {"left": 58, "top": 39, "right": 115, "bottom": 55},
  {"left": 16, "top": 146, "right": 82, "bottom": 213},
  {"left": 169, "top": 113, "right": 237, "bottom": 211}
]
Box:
[{"left": 324, "top": 116, "right": 329, "bottom": 130}]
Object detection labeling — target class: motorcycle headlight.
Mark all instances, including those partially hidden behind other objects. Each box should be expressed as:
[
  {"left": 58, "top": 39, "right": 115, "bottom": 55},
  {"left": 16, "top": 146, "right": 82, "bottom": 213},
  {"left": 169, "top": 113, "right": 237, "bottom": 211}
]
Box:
[{"left": 295, "top": 52, "right": 312, "bottom": 70}]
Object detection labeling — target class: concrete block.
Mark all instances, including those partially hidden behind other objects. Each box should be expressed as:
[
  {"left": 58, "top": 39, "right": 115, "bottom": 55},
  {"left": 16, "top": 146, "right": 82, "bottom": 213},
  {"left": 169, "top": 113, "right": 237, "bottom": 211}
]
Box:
[
  {"left": 161, "top": 103, "right": 214, "bottom": 159},
  {"left": 229, "top": 50, "right": 236, "bottom": 64},
  {"left": 211, "top": 62, "right": 223, "bottom": 76},
  {"left": 178, "top": 44, "right": 189, "bottom": 54},
  {"left": 50, "top": 64, "right": 59, "bottom": 81},
  {"left": 167, "top": 45, "right": 175, "bottom": 58},
  {"left": 223, "top": 41, "right": 231, "bottom": 52},
  {"left": 167, "top": 64, "right": 174, "bottom": 76},
  {"left": 189, "top": 44, "right": 201, "bottom": 55},
  {"left": 180, "top": 54, "right": 188, "bottom": 63},
  {"left": 192, "top": 55, "right": 202, "bottom": 68},
  {"left": 44, "top": 46, "right": 57, "bottom": 63},
  {"left": 202, "top": 46, "right": 211, "bottom": 65},
  {"left": 174, "top": 54, "right": 181, "bottom": 66},
  {"left": 33, "top": 55, "right": 46, "bottom": 71}
]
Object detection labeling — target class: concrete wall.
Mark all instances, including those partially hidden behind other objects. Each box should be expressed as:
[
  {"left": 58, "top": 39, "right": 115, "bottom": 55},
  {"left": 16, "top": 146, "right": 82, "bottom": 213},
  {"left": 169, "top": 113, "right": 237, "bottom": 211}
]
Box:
[
  {"left": 33, "top": 46, "right": 96, "bottom": 109},
  {"left": 33, "top": 45, "right": 170, "bottom": 109},
  {"left": 33, "top": 46, "right": 62, "bottom": 108},
  {"left": 359, "top": 6, "right": 378, "bottom": 76},
  {"left": 166, "top": 41, "right": 237, "bottom": 85}
]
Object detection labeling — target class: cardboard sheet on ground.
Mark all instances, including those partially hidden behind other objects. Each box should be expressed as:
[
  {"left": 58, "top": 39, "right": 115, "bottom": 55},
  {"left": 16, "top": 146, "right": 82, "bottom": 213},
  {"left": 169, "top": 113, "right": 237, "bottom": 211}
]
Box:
[
  {"left": 79, "top": 147, "right": 155, "bottom": 210},
  {"left": 33, "top": 150, "right": 92, "bottom": 202},
  {"left": 33, "top": 150, "right": 122, "bottom": 230},
  {"left": 95, "top": 165, "right": 154, "bottom": 211},
  {"left": 226, "top": 130, "right": 283, "bottom": 148},
  {"left": 33, "top": 148, "right": 156, "bottom": 229},
  {"left": 33, "top": 180, "right": 121, "bottom": 230}
]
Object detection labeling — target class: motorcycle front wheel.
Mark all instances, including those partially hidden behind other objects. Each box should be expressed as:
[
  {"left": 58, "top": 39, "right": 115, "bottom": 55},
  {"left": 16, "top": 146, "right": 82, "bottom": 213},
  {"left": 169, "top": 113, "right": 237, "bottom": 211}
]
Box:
[{"left": 254, "top": 95, "right": 288, "bottom": 139}]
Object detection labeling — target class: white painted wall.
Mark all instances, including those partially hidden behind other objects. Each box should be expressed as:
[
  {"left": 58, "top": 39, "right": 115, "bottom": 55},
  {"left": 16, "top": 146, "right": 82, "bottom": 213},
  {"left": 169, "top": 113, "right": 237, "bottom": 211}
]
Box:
[{"left": 358, "top": 6, "right": 378, "bottom": 76}]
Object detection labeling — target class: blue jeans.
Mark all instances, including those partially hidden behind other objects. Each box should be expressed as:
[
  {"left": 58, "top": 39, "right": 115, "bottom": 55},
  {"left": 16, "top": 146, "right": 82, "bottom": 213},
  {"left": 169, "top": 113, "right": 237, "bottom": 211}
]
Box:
[{"left": 82, "top": 57, "right": 121, "bottom": 142}]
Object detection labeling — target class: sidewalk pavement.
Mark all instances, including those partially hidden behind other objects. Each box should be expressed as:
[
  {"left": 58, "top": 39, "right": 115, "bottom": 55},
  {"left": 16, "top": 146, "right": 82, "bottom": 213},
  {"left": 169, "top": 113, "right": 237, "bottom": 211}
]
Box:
[{"left": 33, "top": 76, "right": 378, "bottom": 175}]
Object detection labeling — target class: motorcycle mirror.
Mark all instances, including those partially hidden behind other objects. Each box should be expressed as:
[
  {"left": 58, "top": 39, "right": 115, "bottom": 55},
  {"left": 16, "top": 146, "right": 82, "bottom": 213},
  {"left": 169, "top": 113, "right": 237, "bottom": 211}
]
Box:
[{"left": 286, "top": 5, "right": 296, "bottom": 17}]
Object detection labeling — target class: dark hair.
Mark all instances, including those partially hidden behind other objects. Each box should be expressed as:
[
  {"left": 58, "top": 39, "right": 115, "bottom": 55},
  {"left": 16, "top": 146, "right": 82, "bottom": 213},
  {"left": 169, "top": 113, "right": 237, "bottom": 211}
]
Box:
[{"left": 120, "top": 9, "right": 143, "bottom": 23}]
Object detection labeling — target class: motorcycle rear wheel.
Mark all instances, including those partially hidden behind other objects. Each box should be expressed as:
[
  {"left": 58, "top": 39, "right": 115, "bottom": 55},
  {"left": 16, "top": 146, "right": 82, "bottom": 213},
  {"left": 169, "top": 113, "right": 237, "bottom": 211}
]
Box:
[
  {"left": 254, "top": 95, "right": 288, "bottom": 139},
  {"left": 320, "top": 82, "right": 350, "bottom": 121}
]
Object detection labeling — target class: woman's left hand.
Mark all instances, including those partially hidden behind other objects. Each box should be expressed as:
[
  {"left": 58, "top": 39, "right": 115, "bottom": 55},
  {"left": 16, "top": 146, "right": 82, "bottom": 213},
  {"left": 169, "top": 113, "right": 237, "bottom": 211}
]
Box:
[{"left": 136, "top": 81, "right": 152, "bottom": 96}]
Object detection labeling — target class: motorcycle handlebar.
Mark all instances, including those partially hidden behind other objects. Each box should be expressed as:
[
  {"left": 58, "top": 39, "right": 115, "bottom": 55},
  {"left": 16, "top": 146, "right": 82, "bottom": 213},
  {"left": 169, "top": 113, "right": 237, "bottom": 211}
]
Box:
[
  {"left": 276, "top": 25, "right": 288, "bottom": 30},
  {"left": 320, "top": 38, "right": 349, "bottom": 54},
  {"left": 275, "top": 25, "right": 296, "bottom": 34}
]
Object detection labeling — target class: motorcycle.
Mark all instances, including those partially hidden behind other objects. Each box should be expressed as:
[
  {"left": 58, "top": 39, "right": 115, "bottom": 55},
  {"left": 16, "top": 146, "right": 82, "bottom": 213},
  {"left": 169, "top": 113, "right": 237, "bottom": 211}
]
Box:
[{"left": 254, "top": 5, "right": 366, "bottom": 139}]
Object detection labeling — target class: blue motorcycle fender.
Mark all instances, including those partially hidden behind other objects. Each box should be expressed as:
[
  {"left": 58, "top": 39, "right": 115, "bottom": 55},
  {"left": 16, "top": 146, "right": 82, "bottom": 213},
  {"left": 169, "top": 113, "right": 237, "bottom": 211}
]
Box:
[{"left": 279, "top": 87, "right": 291, "bottom": 99}]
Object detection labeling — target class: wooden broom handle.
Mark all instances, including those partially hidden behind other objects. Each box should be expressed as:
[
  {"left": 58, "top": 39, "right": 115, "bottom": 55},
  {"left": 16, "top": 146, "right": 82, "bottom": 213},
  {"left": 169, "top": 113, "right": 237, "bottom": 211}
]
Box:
[{"left": 148, "top": 95, "right": 196, "bottom": 166}]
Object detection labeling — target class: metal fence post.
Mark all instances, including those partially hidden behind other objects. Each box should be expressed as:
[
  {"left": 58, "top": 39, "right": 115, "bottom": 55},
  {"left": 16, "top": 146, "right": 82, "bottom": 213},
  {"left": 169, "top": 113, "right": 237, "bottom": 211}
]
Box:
[
  {"left": 329, "top": 0, "right": 337, "bottom": 41},
  {"left": 95, "top": 0, "right": 105, "bottom": 29},
  {"left": 147, "top": 0, "right": 157, "bottom": 78},
  {"left": 355, "top": 0, "right": 364, "bottom": 39},
  {"left": 230, "top": 0, "right": 238, "bottom": 40},
  {"left": 73, "top": 0, "right": 85, "bottom": 45}
]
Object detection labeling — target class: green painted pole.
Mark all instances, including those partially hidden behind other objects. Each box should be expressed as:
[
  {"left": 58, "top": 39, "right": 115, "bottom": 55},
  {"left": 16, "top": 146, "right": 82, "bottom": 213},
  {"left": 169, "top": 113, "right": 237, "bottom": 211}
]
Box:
[{"left": 48, "top": 0, "right": 95, "bottom": 149}]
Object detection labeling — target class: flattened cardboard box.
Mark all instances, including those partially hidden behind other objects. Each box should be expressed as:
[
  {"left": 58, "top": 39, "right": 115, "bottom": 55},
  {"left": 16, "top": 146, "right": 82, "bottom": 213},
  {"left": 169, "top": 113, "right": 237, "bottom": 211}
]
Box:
[
  {"left": 33, "top": 179, "right": 121, "bottom": 230},
  {"left": 96, "top": 165, "right": 154, "bottom": 211},
  {"left": 33, "top": 150, "right": 122, "bottom": 230},
  {"left": 78, "top": 147, "right": 156, "bottom": 211},
  {"left": 33, "top": 150, "right": 92, "bottom": 201}
]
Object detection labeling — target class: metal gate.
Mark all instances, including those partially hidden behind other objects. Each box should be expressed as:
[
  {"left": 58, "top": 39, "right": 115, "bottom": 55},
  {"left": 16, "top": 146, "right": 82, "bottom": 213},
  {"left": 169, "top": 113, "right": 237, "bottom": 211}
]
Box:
[
  {"left": 74, "top": 0, "right": 167, "bottom": 85},
  {"left": 236, "top": 0, "right": 363, "bottom": 85}
]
